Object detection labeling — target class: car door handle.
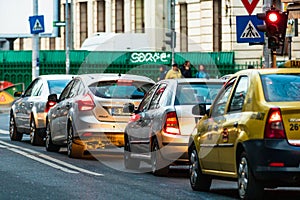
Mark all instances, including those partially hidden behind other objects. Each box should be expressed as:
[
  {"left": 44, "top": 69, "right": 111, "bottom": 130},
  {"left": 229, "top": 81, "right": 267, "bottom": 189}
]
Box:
[
  {"left": 30, "top": 102, "right": 33, "bottom": 107},
  {"left": 233, "top": 121, "right": 238, "bottom": 128}
]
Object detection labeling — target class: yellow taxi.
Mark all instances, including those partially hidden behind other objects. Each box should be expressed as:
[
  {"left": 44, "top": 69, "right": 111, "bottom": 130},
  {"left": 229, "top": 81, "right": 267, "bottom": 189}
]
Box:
[{"left": 188, "top": 68, "right": 300, "bottom": 199}]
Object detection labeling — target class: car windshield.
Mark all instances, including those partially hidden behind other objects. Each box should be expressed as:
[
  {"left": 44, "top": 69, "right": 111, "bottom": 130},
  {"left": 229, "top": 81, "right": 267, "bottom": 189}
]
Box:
[
  {"left": 261, "top": 73, "right": 300, "bottom": 102},
  {"left": 47, "top": 79, "right": 71, "bottom": 95},
  {"left": 89, "top": 80, "right": 154, "bottom": 99},
  {"left": 175, "top": 82, "right": 223, "bottom": 105}
]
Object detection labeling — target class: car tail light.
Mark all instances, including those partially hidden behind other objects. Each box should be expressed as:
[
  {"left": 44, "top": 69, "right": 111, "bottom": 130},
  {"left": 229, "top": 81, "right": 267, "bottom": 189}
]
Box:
[
  {"left": 264, "top": 107, "right": 286, "bottom": 139},
  {"left": 163, "top": 111, "right": 180, "bottom": 135},
  {"left": 76, "top": 93, "right": 95, "bottom": 111},
  {"left": 269, "top": 162, "right": 285, "bottom": 167},
  {"left": 117, "top": 79, "right": 133, "bottom": 86},
  {"left": 45, "top": 101, "right": 56, "bottom": 112}
]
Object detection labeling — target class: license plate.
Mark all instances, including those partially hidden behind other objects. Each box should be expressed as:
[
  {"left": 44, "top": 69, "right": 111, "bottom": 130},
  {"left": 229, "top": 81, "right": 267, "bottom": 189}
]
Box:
[{"left": 111, "top": 107, "right": 130, "bottom": 115}]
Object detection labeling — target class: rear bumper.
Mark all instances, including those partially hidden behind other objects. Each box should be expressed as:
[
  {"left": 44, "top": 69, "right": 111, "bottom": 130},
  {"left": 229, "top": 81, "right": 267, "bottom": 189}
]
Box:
[
  {"left": 244, "top": 139, "right": 300, "bottom": 186},
  {"left": 73, "top": 115, "right": 127, "bottom": 149},
  {"left": 160, "top": 133, "right": 190, "bottom": 163}
]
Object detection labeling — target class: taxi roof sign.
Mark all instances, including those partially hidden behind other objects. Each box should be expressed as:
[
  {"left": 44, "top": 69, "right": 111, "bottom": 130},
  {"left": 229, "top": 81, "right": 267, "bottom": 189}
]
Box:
[{"left": 281, "top": 60, "right": 300, "bottom": 68}]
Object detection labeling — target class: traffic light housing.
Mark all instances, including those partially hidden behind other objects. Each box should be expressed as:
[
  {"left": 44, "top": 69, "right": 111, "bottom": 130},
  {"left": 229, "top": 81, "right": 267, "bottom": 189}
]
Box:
[
  {"left": 164, "top": 31, "right": 176, "bottom": 48},
  {"left": 256, "top": 9, "right": 288, "bottom": 50}
]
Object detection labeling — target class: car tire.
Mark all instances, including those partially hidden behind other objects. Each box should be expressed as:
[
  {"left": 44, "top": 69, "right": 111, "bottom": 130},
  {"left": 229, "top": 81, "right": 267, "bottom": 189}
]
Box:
[
  {"left": 238, "top": 152, "right": 264, "bottom": 199},
  {"left": 67, "top": 124, "right": 83, "bottom": 158},
  {"left": 189, "top": 145, "right": 212, "bottom": 191},
  {"left": 45, "top": 123, "right": 60, "bottom": 152},
  {"left": 124, "top": 136, "right": 140, "bottom": 170},
  {"left": 151, "top": 138, "right": 169, "bottom": 176},
  {"left": 30, "top": 118, "right": 44, "bottom": 146},
  {"left": 9, "top": 114, "right": 23, "bottom": 141}
]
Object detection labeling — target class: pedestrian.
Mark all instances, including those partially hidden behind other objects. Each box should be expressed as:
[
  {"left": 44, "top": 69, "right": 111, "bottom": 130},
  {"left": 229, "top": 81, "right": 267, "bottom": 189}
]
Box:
[
  {"left": 180, "top": 60, "right": 193, "bottom": 78},
  {"left": 157, "top": 65, "right": 168, "bottom": 81},
  {"left": 165, "top": 63, "right": 183, "bottom": 79},
  {"left": 195, "top": 64, "right": 210, "bottom": 79}
]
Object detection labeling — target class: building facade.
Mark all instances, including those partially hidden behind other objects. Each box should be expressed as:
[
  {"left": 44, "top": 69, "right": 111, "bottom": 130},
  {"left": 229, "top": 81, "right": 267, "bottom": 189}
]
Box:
[{"left": 13, "top": 0, "right": 300, "bottom": 65}]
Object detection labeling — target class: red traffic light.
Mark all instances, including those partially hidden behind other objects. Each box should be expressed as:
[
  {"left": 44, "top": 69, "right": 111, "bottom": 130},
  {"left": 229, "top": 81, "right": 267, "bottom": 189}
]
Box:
[{"left": 266, "top": 11, "right": 279, "bottom": 23}]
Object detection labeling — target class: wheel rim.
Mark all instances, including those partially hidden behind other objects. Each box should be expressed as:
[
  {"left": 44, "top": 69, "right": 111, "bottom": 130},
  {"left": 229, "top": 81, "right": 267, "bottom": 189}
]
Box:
[
  {"left": 30, "top": 120, "right": 35, "bottom": 143},
  {"left": 238, "top": 157, "right": 248, "bottom": 198},
  {"left": 9, "top": 116, "right": 15, "bottom": 138},
  {"left": 190, "top": 149, "right": 199, "bottom": 186},
  {"left": 67, "top": 126, "right": 73, "bottom": 156}
]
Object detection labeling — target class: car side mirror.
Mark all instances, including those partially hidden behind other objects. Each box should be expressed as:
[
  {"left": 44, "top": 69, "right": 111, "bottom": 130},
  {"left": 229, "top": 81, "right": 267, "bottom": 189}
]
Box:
[
  {"left": 123, "top": 103, "right": 135, "bottom": 113},
  {"left": 14, "top": 91, "right": 23, "bottom": 97},
  {"left": 192, "top": 103, "right": 207, "bottom": 116},
  {"left": 48, "top": 94, "right": 58, "bottom": 102}
]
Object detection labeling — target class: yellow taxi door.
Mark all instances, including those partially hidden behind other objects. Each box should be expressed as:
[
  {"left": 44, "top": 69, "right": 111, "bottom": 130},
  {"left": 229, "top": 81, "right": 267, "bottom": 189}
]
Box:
[{"left": 218, "top": 76, "right": 249, "bottom": 172}]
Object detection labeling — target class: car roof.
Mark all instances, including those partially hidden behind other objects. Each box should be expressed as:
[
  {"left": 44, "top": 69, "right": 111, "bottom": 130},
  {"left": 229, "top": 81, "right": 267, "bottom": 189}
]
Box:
[
  {"left": 37, "top": 74, "right": 75, "bottom": 81},
  {"left": 159, "top": 78, "right": 226, "bottom": 84},
  {"left": 233, "top": 68, "right": 300, "bottom": 76},
  {"left": 76, "top": 73, "right": 155, "bottom": 85}
]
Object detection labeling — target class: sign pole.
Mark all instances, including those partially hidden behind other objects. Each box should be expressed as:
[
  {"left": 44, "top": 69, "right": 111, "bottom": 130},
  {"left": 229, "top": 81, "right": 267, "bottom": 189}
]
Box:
[{"left": 32, "top": 0, "right": 39, "bottom": 81}]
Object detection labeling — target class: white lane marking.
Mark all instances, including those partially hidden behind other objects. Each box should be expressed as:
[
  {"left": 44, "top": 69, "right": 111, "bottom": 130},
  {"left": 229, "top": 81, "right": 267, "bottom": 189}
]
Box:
[
  {"left": 0, "top": 129, "right": 8, "bottom": 134},
  {"left": 0, "top": 140, "right": 104, "bottom": 176},
  {"left": 9, "top": 148, "right": 79, "bottom": 174}
]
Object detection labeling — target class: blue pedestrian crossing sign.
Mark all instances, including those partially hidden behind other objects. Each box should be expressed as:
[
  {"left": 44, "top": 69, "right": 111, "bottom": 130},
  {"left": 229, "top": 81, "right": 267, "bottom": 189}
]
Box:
[
  {"left": 29, "top": 15, "right": 45, "bottom": 34},
  {"left": 236, "top": 15, "right": 264, "bottom": 43}
]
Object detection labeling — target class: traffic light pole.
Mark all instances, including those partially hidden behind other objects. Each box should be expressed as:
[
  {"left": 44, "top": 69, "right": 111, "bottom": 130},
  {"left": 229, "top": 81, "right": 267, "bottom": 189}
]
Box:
[
  {"left": 170, "top": 0, "right": 175, "bottom": 65},
  {"left": 271, "top": 50, "right": 276, "bottom": 68}
]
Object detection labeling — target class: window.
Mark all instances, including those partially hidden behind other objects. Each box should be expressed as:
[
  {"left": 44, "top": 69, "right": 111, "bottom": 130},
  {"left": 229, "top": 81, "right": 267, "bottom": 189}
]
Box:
[
  {"left": 80, "top": 2, "right": 88, "bottom": 46},
  {"left": 229, "top": 76, "right": 248, "bottom": 112},
  {"left": 24, "top": 79, "right": 39, "bottom": 97},
  {"left": 31, "top": 80, "right": 43, "bottom": 97},
  {"left": 135, "top": 0, "right": 144, "bottom": 33},
  {"left": 180, "top": 3, "right": 188, "bottom": 52},
  {"left": 149, "top": 84, "right": 167, "bottom": 110},
  {"left": 48, "top": 79, "right": 72, "bottom": 95},
  {"left": 97, "top": 0, "right": 106, "bottom": 32},
  {"left": 49, "top": 38, "right": 55, "bottom": 50},
  {"left": 138, "top": 85, "right": 158, "bottom": 112},
  {"left": 211, "top": 79, "right": 236, "bottom": 117},
  {"left": 59, "top": 81, "right": 74, "bottom": 101},
  {"left": 261, "top": 74, "right": 300, "bottom": 102},
  {"left": 89, "top": 81, "right": 153, "bottom": 99},
  {"left": 115, "top": 0, "right": 124, "bottom": 33}
]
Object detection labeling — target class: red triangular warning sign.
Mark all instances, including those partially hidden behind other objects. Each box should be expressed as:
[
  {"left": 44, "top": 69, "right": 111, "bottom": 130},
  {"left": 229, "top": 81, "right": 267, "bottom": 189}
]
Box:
[{"left": 241, "top": 0, "right": 260, "bottom": 15}]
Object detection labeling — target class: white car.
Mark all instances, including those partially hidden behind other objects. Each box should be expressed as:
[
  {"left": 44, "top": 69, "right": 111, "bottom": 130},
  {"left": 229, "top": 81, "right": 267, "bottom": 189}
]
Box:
[
  {"left": 9, "top": 75, "right": 73, "bottom": 145},
  {"left": 45, "top": 73, "right": 155, "bottom": 158}
]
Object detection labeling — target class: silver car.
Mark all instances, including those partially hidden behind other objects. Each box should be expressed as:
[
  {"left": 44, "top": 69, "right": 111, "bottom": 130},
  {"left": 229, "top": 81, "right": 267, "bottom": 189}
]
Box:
[
  {"left": 45, "top": 73, "right": 155, "bottom": 158},
  {"left": 9, "top": 75, "right": 74, "bottom": 145},
  {"left": 123, "top": 78, "right": 225, "bottom": 175}
]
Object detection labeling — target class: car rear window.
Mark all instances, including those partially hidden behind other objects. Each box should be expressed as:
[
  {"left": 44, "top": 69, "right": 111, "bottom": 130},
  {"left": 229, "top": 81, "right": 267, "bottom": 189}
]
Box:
[
  {"left": 175, "top": 82, "right": 223, "bottom": 105},
  {"left": 261, "top": 74, "right": 300, "bottom": 102},
  {"left": 89, "top": 80, "right": 154, "bottom": 99},
  {"left": 47, "top": 79, "right": 71, "bottom": 95}
]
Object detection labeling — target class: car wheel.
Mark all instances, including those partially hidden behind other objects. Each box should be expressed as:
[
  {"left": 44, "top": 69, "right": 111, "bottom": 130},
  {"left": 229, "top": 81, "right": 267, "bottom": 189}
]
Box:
[
  {"left": 67, "top": 124, "right": 83, "bottom": 158},
  {"left": 30, "top": 118, "right": 44, "bottom": 146},
  {"left": 151, "top": 138, "right": 169, "bottom": 176},
  {"left": 9, "top": 115, "right": 23, "bottom": 141},
  {"left": 124, "top": 135, "right": 140, "bottom": 170},
  {"left": 189, "top": 145, "right": 212, "bottom": 191},
  {"left": 238, "top": 152, "right": 264, "bottom": 199},
  {"left": 45, "top": 123, "right": 60, "bottom": 152}
]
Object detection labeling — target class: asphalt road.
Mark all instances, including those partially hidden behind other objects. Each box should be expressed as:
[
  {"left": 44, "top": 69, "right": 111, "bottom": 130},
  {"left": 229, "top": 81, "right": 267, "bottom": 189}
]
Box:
[{"left": 0, "top": 112, "right": 300, "bottom": 200}]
